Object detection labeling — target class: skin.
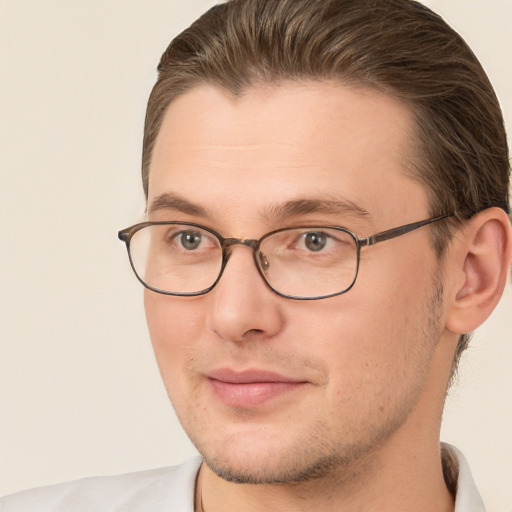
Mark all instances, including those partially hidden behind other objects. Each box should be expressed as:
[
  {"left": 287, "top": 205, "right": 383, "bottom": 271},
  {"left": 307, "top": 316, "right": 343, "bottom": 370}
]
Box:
[{"left": 145, "top": 81, "right": 465, "bottom": 512}]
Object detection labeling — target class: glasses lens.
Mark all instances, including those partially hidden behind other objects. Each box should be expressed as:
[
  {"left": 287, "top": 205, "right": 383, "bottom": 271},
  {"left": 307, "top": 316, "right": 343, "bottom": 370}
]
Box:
[
  {"left": 259, "top": 227, "right": 358, "bottom": 298},
  {"left": 129, "top": 224, "right": 223, "bottom": 295}
]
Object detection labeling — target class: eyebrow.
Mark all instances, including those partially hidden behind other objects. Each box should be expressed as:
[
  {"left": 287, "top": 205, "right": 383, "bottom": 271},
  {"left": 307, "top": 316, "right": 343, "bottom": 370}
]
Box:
[
  {"left": 264, "top": 197, "right": 372, "bottom": 223},
  {"left": 149, "top": 193, "right": 208, "bottom": 217},
  {"left": 148, "top": 192, "right": 372, "bottom": 224}
]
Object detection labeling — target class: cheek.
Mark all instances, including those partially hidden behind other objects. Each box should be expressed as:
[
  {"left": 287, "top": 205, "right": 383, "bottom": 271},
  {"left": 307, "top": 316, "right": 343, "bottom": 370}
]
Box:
[
  {"left": 304, "top": 260, "right": 438, "bottom": 388},
  {"left": 144, "top": 291, "right": 204, "bottom": 387}
]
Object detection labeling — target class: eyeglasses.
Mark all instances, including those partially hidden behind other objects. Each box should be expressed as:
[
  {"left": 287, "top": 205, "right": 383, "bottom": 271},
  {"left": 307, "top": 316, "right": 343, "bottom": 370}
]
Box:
[{"left": 118, "top": 214, "right": 452, "bottom": 300}]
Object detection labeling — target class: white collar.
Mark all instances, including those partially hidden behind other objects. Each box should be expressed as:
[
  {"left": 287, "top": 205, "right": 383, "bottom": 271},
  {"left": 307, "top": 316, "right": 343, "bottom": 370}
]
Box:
[{"left": 442, "top": 443, "right": 486, "bottom": 512}]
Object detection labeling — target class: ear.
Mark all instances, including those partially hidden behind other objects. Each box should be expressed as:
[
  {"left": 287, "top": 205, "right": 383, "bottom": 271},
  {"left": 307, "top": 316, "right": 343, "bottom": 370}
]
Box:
[{"left": 445, "top": 207, "right": 512, "bottom": 334}]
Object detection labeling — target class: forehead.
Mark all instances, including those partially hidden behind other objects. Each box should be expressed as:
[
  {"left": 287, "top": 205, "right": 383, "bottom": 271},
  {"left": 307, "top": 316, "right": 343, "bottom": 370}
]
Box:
[{"left": 148, "top": 81, "right": 429, "bottom": 230}]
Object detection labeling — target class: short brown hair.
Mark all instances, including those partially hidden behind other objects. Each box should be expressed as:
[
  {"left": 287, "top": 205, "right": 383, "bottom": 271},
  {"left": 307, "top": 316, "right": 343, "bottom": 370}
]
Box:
[
  {"left": 141, "top": 0, "right": 510, "bottom": 368},
  {"left": 143, "top": 0, "right": 509, "bottom": 217}
]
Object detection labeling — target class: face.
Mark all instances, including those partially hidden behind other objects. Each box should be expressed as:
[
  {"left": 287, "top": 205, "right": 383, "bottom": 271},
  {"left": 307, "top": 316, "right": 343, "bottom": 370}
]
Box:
[{"left": 145, "top": 82, "right": 448, "bottom": 484}]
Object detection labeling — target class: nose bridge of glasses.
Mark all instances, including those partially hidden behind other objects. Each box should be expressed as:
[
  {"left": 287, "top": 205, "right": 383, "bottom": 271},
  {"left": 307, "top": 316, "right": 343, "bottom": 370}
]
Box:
[
  {"left": 221, "top": 237, "right": 269, "bottom": 278},
  {"left": 222, "top": 237, "right": 260, "bottom": 250},
  {"left": 219, "top": 238, "right": 271, "bottom": 281},
  {"left": 222, "top": 237, "right": 269, "bottom": 271}
]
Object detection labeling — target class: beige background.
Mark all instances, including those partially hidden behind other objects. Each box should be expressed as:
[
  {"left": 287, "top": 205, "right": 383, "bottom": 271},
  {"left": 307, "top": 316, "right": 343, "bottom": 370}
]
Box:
[{"left": 0, "top": 0, "right": 511, "bottom": 509}]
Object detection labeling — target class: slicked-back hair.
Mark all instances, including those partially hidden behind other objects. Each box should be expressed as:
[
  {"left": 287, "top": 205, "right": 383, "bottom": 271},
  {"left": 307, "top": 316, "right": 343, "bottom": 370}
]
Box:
[{"left": 141, "top": 0, "right": 510, "bottom": 369}]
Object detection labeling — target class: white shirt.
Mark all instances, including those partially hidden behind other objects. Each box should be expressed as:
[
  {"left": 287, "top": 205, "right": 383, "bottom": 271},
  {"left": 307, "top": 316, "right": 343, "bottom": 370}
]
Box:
[{"left": 0, "top": 444, "right": 485, "bottom": 511}]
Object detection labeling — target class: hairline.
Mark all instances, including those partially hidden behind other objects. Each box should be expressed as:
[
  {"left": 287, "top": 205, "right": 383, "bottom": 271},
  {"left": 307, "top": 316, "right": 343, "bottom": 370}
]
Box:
[{"left": 143, "top": 77, "right": 432, "bottom": 203}]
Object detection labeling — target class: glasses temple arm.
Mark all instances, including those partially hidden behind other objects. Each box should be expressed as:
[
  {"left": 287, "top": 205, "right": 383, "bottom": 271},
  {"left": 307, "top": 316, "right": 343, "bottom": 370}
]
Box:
[{"left": 359, "top": 214, "right": 454, "bottom": 247}]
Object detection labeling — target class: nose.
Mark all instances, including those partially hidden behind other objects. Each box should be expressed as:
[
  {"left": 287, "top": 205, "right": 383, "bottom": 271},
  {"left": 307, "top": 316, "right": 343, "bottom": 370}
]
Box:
[{"left": 205, "top": 245, "right": 285, "bottom": 343}]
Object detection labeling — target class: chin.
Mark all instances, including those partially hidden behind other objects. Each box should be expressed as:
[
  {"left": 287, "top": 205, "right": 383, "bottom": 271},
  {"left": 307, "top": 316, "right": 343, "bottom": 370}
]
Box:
[
  {"left": 188, "top": 421, "right": 371, "bottom": 485},
  {"left": 203, "top": 450, "right": 349, "bottom": 485}
]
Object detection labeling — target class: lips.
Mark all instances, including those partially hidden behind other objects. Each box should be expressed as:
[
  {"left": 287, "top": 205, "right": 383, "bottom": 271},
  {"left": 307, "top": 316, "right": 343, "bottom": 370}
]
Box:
[{"left": 206, "top": 369, "right": 307, "bottom": 408}]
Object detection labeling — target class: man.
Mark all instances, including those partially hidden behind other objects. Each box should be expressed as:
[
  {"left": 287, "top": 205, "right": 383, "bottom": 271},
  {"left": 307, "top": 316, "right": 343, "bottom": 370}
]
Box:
[{"left": 1, "top": 0, "right": 510, "bottom": 510}]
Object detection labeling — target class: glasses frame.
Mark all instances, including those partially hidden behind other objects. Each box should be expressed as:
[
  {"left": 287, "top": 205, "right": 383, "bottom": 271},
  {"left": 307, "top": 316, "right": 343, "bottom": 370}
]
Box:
[{"left": 118, "top": 213, "right": 453, "bottom": 300}]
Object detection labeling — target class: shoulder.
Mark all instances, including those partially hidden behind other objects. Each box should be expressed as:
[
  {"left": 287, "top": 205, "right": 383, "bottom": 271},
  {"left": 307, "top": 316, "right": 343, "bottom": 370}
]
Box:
[{"left": 0, "top": 457, "right": 202, "bottom": 512}]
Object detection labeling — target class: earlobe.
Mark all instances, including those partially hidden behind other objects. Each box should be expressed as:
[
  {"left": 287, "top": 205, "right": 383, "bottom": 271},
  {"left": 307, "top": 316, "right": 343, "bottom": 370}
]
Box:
[{"left": 445, "top": 207, "right": 512, "bottom": 334}]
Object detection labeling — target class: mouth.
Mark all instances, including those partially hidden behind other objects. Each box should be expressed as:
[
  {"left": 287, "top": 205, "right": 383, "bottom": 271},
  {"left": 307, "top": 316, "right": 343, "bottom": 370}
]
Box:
[{"left": 206, "top": 368, "right": 308, "bottom": 409}]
